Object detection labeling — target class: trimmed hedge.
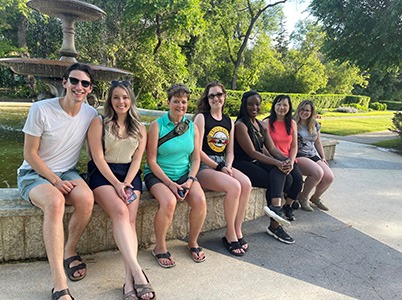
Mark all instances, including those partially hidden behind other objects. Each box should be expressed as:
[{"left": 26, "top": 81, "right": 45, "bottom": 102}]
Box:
[
  {"left": 138, "top": 88, "right": 372, "bottom": 116},
  {"left": 379, "top": 100, "right": 402, "bottom": 111}
]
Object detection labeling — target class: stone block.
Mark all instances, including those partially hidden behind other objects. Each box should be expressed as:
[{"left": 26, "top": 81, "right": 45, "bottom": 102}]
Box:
[
  {"left": 3, "top": 216, "right": 25, "bottom": 261},
  {"left": 25, "top": 215, "right": 46, "bottom": 259}
]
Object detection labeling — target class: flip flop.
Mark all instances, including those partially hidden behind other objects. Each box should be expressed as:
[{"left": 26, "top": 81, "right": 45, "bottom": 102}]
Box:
[
  {"left": 151, "top": 250, "right": 176, "bottom": 268},
  {"left": 63, "top": 255, "right": 87, "bottom": 281},
  {"left": 187, "top": 246, "right": 206, "bottom": 263},
  {"left": 238, "top": 237, "right": 249, "bottom": 252},
  {"left": 222, "top": 237, "right": 244, "bottom": 256}
]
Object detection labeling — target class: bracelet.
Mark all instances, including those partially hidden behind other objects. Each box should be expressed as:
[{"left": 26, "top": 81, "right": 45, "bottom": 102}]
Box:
[
  {"left": 215, "top": 161, "right": 225, "bottom": 171},
  {"left": 187, "top": 176, "right": 198, "bottom": 182}
]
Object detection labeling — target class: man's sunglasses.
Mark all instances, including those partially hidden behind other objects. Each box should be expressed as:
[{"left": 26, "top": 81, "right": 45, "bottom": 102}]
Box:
[
  {"left": 111, "top": 80, "right": 131, "bottom": 88},
  {"left": 68, "top": 77, "right": 92, "bottom": 88}
]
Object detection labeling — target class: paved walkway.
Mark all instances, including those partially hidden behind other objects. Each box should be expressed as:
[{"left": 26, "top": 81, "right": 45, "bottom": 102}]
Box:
[{"left": 1, "top": 134, "right": 402, "bottom": 300}]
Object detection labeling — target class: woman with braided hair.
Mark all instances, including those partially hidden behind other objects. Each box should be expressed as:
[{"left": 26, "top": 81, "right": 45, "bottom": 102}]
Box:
[{"left": 232, "top": 91, "right": 295, "bottom": 244}]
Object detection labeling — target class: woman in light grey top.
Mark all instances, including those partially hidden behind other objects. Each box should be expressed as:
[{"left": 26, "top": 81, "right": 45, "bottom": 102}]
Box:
[{"left": 294, "top": 100, "right": 334, "bottom": 212}]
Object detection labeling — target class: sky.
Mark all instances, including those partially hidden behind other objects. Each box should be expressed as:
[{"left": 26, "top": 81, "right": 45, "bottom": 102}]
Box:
[{"left": 281, "top": 0, "right": 312, "bottom": 34}]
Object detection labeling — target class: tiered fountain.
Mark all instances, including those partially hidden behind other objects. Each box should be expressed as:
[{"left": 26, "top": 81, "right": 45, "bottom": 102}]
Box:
[{"left": 0, "top": 0, "right": 132, "bottom": 97}]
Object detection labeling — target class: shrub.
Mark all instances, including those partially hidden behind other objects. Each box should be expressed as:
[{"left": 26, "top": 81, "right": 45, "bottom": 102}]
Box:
[
  {"left": 379, "top": 100, "right": 402, "bottom": 111},
  {"left": 369, "top": 102, "right": 387, "bottom": 111},
  {"left": 342, "top": 95, "right": 370, "bottom": 108},
  {"left": 336, "top": 106, "right": 358, "bottom": 113},
  {"left": 390, "top": 111, "right": 402, "bottom": 138}
]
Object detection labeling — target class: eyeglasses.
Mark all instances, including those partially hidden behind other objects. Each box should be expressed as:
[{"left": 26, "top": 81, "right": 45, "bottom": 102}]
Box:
[
  {"left": 111, "top": 80, "right": 131, "bottom": 88},
  {"left": 208, "top": 92, "right": 224, "bottom": 100},
  {"left": 68, "top": 77, "right": 92, "bottom": 88}
]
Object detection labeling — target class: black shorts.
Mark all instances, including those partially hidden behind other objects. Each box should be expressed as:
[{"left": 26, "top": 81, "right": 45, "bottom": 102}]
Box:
[
  {"left": 144, "top": 172, "right": 189, "bottom": 191},
  {"left": 88, "top": 160, "right": 142, "bottom": 192},
  {"left": 308, "top": 155, "right": 321, "bottom": 162}
]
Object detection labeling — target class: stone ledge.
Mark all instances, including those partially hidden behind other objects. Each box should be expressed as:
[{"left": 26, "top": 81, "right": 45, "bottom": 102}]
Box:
[
  {"left": 0, "top": 187, "right": 266, "bottom": 262},
  {"left": 322, "top": 139, "right": 338, "bottom": 161},
  {"left": 0, "top": 141, "right": 337, "bottom": 262}
]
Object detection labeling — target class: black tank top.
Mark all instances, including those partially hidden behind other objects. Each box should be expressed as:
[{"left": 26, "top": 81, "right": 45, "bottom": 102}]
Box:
[{"left": 202, "top": 112, "right": 232, "bottom": 156}]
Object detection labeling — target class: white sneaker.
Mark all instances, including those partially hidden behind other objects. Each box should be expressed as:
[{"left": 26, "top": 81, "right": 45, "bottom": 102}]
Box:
[{"left": 263, "top": 206, "right": 291, "bottom": 227}]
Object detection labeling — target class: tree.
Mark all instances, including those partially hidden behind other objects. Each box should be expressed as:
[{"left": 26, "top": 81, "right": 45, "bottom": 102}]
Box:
[
  {"left": 310, "top": 0, "right": 402, "bottom": 70},
  {"left": 208, "top": 0, "right": 287, "bottom": 89},
  {"left": 320, "top": 60, "right": 368, "bottom": 95}
]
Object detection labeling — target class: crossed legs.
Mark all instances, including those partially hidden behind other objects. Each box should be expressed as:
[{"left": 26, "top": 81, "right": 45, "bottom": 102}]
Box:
[{"left": 94, "top": 186, "right": 153, "bottom": 299}]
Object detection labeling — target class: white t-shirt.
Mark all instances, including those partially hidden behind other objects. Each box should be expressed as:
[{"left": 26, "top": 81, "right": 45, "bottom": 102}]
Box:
[{"left": 19, "top": 97, "right": 98, "bottom": 172}]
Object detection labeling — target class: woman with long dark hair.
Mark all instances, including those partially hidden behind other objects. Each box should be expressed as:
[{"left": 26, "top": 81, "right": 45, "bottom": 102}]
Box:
[
  {"left": 233, "top": 91, "right": 295, "bottom": 244},
  {"left": 193, "top": 81, "right": 252, "bottom": 255},
  {"left": 263, "top": 95, "right": 303, "bottom": 222}
]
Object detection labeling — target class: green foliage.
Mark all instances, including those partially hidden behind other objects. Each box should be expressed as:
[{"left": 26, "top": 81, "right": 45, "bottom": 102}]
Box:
[
  {"left": 369, "top": 102, "right": 387, "bottom": 111},
  {"left": 390, "top": 112, "right": 402, "bottom": 138},
  {"left": 379, "top": 100, "right": 402, "bottom": 111},
  {"left": 310, "top": 0, "right": 402, "bottom": 70},
  {"left": 343, "top": 95, "right": 370, "bottom": 108}
]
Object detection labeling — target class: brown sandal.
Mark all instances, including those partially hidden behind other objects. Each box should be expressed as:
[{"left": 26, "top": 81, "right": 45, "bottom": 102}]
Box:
[{"left": 134, "top": 271, "right": 156, "bottom": 300}]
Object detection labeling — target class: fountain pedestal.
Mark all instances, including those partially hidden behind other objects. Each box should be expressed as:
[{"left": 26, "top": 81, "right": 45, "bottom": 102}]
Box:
[{"left": 0, "top": 0, "right": 132, "bottom": 98}]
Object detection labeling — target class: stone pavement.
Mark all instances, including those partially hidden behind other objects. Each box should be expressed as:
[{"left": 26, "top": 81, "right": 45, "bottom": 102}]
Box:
[{"left": 1, "top": 134, "right": 402, "bottom": 300}]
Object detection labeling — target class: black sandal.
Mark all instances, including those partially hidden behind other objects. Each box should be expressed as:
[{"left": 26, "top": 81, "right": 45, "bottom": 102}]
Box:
[
  {"left": 222, "top": 237, "right": 244, "bottom": 256},
  {"left": 63, "top": 255, "right": 87, "bottom": 281},
  {"left": 51, "top": 288, "right": 74, "bottom": 300},
  {"left": 238, "top": 237, "right": 249, "bottom": 252}
]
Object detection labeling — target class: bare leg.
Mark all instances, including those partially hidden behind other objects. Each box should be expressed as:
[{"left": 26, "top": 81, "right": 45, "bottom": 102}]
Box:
[
  {"left": 232, "top": 169, "right": 252, "bottom": 240},
  {"left": 64, "top": 178, "right": 94, "bottom": 278},
  {"left": 197, "top": 169, "right": 240, "bottom": 242},
  {"left": 297, "top": 157, "right": 324, "bottom": 200},
  {"left": 30, "top": 184, "right": 71, "bottom": 300},
  {"left": 149, "top": 183, "right": 177, "bottom": 267},
  {"left": 185, "top": 181, "right": 207, "bottom": 260},
  {"left": 310, "top": 160, "right": 334, "bottom": 199},
  {"left": 94, "top": 186, "right": 153, "bottom": 299}
]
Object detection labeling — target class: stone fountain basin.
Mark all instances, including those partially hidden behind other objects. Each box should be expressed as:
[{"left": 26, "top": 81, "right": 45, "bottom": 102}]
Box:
[
  {"left": 27, "top": 0, "right": 106, "bottom": 21},
  {"left": 0, "top": 58, "right": 132, "bottom": 81}
]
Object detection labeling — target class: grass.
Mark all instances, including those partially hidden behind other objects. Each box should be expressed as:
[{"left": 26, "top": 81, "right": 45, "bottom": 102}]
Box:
[
  {"left": 373, "top": 138, "right": 402, "bottom": 154},
  {"left": 319, "top": 114, "right": 393, "bottom": 135}
]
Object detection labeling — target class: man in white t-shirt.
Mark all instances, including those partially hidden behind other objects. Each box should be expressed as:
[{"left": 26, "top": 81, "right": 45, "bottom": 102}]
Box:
[{"left": 17, "top": 63, "right": 98, "bottom": 300}]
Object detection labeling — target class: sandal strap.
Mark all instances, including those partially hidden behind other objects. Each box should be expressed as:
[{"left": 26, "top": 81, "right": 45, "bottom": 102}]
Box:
[
  {"left": 134, "top": 283, "right": 155, "bottom": 298},
  {"left": 187, "top": 246, "right": 202, "bottom": 254},
  {"left": 52, "top": 288, "right": 74, "bottom": 300},
  {"left": 153, "top": 251, "right": 171, "bottom": 259}
]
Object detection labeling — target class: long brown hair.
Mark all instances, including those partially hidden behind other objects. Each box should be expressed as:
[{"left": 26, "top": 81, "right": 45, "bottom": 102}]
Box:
[
  {"left": 193, "top": 81, "right": 226, "bottom": 119},
  {"left": 103, "top": 81, "right": 143, "bottom": 140}
]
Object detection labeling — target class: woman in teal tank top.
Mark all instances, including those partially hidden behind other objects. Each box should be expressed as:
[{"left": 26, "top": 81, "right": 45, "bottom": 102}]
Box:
[{"left": 144, "top": 84, "right": 207, "bottom": 268}]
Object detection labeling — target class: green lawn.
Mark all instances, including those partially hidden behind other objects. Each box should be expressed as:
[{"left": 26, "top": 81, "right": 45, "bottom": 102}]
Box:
[{"left": 319, "top": 114, "right": 393, "bottom": 135}]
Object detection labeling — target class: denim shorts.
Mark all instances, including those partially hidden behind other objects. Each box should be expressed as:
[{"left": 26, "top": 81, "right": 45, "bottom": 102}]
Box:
[
  {"left": 17, "top": 168, "right": 81, "bottom": 203},
  {"left": 198, "top": 155, "right": 225, "bottom": 172}
]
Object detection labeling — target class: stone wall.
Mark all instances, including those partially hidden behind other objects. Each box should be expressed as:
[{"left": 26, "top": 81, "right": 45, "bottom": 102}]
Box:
[
  {"left": 0, "top": 188, "right": 266, "bottom": 262},
  {"left": 0, "top": 140, "right": 338, "bottom": 262}
]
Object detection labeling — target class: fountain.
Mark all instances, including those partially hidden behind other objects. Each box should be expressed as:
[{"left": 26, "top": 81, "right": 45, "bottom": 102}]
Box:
[{"left": 0, "top": 0, "right": 132, "bottom": 97}]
